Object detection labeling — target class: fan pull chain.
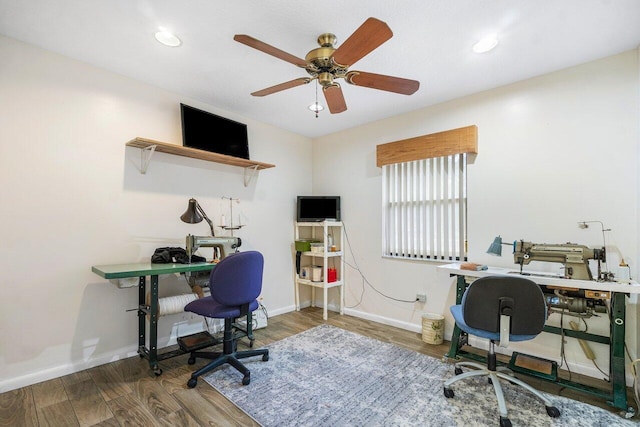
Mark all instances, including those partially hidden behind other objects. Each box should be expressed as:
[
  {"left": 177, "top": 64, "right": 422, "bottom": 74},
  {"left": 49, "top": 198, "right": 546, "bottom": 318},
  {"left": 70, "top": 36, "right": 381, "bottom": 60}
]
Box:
[{"left": 315, "top": 80, "right": 319, "bottom": 118}]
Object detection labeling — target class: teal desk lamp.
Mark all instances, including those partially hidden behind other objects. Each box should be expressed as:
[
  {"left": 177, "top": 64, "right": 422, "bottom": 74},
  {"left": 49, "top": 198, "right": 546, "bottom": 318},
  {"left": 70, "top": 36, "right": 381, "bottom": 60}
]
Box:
[{"left": 487, "top": 235, "right": 512, "bottom": 256}]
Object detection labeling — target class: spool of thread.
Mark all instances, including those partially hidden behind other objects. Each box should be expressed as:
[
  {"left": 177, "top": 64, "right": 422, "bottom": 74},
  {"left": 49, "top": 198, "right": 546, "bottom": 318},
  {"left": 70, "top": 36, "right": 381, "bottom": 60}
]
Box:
[
  {"left": 618, "top": 258, "right": 631, "bottom": 283},
  {"left": 146, "top": 291, "right": 203, "bottom": 317},
  {"left": 159, "top": 294, "right": 198, "bottom": 316},
  {"left": 311, "top": 266, "right": 322, "bottom": 282}
]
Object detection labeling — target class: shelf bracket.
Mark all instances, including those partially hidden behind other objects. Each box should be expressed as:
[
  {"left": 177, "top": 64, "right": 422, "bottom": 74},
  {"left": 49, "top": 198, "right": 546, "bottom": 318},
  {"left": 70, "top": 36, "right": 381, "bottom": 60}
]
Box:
[
  {"left": 139, "top": 144, "right": 157, "bottom": 174},
  {"left": 243, "top": 165, "right": 259, "bottom": 187}
]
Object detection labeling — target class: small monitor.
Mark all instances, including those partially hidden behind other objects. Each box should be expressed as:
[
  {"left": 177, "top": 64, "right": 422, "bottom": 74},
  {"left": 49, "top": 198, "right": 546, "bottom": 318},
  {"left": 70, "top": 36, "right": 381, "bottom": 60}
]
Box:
[
  {"left": 180, "top": 103, "right": 250, "bottom": 159},
  {"left": 297, "top": 196, "right": 341, "bottom": 222}
]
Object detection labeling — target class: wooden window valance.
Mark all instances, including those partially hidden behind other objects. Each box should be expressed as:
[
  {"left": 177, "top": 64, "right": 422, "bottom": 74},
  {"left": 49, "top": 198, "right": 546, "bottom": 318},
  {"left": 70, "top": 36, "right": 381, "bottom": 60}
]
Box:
[{"left": 376, "top": 125, "right": 478, "bottom": 167}]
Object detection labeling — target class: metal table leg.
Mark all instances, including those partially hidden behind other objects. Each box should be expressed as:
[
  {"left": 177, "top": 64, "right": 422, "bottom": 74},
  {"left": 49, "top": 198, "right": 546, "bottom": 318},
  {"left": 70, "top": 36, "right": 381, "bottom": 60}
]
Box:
[
  {"left": 610, "top": 292, "right": 633, "bottom": 416},
  {"left": 444, "top": 275, "right": 467, "bottom": 361},
  {"left": 137, "top": 274, "right": 162, "bottom": 375},
  {"left": 137, "top": 275, "right": 146, "bottom": 356},
  {"left": 148, "top": 274, "right": 161, "bottom": 375}
]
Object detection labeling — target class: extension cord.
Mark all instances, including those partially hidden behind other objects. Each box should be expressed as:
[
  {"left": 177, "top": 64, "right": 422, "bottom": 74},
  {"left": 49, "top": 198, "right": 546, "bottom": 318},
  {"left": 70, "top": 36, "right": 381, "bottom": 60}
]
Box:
[{"left": 569, "top": 321, "right": 596, "bottom": 360}]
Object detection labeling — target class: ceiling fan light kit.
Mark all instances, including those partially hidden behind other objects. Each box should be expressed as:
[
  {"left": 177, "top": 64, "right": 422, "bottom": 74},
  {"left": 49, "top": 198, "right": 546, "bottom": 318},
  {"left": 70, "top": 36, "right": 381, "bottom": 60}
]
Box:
[
  {"left": 309, "top": 80, "right": 324, "bottom": 118},
  {"left": 308, "top": 102, "right": 324, "bottom": 113},
  {"left": 234, "top": 17, "right": 420, "bottom": 114}
]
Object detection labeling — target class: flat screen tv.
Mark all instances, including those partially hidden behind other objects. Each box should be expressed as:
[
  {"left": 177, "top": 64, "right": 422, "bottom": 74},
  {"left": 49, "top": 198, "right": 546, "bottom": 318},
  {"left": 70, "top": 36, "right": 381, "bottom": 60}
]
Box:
[
  {"left": 297, "top": 196, "right": 341, "bottom": 222},
  {"left": 180, "top": 103, "right": 250, "bottom": 159}
]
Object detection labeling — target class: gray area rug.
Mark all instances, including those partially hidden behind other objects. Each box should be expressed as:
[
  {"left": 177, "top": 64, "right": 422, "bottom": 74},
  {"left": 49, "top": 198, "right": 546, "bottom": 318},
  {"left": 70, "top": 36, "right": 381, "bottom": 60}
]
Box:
[{"left": 204, "top": 324, "right": 637, "bottom": 426}]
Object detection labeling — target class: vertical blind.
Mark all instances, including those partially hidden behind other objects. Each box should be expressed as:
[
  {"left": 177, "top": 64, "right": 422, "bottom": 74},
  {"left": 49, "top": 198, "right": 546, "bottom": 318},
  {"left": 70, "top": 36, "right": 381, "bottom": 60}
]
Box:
[{"left": 382, "top": 153, "right": 467, "bottom": 261}]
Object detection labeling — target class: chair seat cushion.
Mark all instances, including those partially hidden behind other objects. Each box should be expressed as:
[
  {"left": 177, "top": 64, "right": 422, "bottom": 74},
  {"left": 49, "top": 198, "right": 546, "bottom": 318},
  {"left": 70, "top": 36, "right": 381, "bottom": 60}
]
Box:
[
  {"left": 450, "top": 304, "right": 538, "bottom": 342},
  {"left": 185, "top": 296, "right": 259, "bottom": 319}
]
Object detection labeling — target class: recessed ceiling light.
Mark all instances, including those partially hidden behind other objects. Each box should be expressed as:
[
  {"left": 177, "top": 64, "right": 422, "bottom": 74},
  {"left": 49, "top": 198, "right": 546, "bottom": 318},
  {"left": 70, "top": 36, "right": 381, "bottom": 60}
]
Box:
[
  {"left": 155, "top": 29, "right": 181, "bottom": 47},
  {"left": 472, "top": 35, "right": 498, "bottom": 53}
]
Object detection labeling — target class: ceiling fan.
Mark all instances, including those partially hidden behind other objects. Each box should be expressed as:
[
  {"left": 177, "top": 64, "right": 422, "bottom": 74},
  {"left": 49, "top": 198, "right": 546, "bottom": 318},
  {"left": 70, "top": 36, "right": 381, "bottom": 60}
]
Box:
[{"left": 233, "top": 17, "right": 420, "bottom": 114}]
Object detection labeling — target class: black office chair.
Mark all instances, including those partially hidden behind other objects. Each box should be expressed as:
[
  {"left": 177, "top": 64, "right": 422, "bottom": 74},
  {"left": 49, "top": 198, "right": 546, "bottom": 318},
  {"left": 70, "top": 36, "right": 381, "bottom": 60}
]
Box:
[
  {"left": 443, "top": 276, "right": 560, "bottom": 427},
  {"left": 183, "top": 251, "right": 269, "bottom": 388}
]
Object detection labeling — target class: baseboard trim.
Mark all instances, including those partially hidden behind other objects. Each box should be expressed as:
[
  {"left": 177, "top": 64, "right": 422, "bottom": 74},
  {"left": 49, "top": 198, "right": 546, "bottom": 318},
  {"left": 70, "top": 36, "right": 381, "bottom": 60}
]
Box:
[
  {"left": 1, "top": 304, "right": 633, "bottom": 392},
  {"left": 0, "top": 345, "right": 139, "bottom": 393}
]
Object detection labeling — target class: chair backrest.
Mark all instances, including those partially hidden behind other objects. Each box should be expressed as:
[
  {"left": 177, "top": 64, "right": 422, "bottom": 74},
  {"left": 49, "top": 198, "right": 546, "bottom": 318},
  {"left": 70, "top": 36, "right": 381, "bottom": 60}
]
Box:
[
  {"left": 209, "top": 251, "right": 264, "bottom": 306},
  {"left": 462, "top": 275, "right": 546, "bottom": 336}
]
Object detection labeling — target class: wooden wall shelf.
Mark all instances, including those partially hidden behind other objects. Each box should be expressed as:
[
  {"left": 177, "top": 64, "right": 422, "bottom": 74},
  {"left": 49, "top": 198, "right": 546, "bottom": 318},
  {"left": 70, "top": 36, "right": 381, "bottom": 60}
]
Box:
[{"left": 126, "top": 137, "right": 275, "bottom": 185}]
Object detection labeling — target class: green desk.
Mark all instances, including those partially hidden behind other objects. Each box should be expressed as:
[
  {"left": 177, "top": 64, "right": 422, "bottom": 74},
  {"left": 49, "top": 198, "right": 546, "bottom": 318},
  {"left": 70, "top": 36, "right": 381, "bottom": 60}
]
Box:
[{"left": 92, "top": 262, "right": 216, "bottom": 375}]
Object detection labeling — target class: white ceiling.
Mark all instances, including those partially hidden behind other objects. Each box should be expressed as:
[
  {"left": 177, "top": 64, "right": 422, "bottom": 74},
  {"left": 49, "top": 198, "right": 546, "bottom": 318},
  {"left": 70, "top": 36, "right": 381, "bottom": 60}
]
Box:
[{"left": 1, "top": 0, "right": 639, "bottom": 138}]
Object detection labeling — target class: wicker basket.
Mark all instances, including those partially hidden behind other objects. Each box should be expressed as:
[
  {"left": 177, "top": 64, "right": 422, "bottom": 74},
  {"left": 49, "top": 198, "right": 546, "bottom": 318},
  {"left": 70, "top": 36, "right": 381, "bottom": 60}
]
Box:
[{"left": 422, "top": 313, "right": 444, "bottom": 345}]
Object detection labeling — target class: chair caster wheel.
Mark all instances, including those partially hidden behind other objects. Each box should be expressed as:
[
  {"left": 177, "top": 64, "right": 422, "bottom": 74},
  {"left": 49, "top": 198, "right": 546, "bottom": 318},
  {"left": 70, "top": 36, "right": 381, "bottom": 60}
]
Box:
[
  {"left": 262, "top": 354, "right": 269, "bottom": 361},
  {"left": 454, "top": 367, "right": 463, "bottom": 375},
  {"left": 499, "top": 416, "right": 512, "bottom": 427},
  {"left": 153, "top": 368, "right": 162, "bottom": 376},
  {"left": 443, "top": 387, "right": 454, "bottom": 398},
  {"left": 187, "top": 378, "right": 197, "bottom": 388},
  {"left": 249, "top": 339, "right": 255, "bottom": 348},
  {"left": 546, "top": 406, "right": 560, "bottom": 418},
  {"left": 242, "top": 375, "right": 250, "bottom": 385},
  {"left": 188, "top": 357, "right": 196, "bottom": 365}
]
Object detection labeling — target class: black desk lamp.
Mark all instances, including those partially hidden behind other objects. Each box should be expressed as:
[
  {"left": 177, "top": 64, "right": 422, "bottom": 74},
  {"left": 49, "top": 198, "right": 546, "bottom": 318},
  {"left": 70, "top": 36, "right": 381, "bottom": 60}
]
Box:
[{"left": 181, "top": 198, "right": 215, "bottom": 236}]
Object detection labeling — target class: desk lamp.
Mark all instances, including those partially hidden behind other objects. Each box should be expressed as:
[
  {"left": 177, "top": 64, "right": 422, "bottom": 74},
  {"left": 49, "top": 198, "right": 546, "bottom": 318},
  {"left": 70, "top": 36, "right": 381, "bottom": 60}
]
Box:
[
  {"left": 486, "top": 235, "right": 512, "bottom": 256},
  {"left": 181, "top": 198, "right": 215, "bottom": 236}
]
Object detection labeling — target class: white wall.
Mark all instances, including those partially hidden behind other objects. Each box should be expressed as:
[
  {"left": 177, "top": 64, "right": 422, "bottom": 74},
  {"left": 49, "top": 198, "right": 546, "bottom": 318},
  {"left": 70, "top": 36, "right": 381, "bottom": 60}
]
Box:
[
  {"left": 313, "top": 50, "right": 640, "bottom": 381},
  {"left": 0, "top": 35, "right": 312, "bottom": 392},
  {"left": 1, "top": 31, "right": 638, "bottom": 391}
]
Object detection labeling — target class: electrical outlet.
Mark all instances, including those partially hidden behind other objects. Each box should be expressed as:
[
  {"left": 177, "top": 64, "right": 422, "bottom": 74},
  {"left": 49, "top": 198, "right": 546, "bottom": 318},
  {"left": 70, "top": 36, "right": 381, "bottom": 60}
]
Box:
[{"left": 416, "top": 293, "right": 427, "bottom": 303}]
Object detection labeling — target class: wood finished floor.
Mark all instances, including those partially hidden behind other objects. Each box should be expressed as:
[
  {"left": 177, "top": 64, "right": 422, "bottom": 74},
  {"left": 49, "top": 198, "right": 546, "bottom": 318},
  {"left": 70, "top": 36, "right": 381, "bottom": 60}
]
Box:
[{"left": 0, "top": 307, "right": 636, "bottom": 426}]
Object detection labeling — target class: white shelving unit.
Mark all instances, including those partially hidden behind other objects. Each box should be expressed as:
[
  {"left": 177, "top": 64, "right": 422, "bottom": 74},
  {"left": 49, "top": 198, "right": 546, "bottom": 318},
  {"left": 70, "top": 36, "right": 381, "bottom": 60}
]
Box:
[{"left": 294, "top": 221, "right": 345, "bottom": 320}]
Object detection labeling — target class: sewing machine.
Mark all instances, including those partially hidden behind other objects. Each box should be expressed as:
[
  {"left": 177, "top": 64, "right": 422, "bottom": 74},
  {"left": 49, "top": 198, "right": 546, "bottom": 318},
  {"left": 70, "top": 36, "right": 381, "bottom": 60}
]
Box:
[
  {"left": 185, "top": 234, "right": 242, "bottom": 261},
  {"left": 512, "top": 240, "right": 606, "bottom": 281}
]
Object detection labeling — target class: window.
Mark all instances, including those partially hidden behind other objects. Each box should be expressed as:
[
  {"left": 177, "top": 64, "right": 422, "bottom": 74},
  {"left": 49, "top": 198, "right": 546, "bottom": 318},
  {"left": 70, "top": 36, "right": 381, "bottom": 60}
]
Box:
[
  {"left": 376, "top": 125, "right": 476, "bottom": 262},
  {"left": 382, "top": 153, "right": 467, "bottom": 261}
]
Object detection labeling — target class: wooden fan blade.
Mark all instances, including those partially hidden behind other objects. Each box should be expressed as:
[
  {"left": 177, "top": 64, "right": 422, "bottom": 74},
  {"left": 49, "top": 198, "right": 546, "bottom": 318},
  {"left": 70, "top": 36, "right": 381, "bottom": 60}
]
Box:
[
  {"left": 331, "top": 17, "right": 393, "bottom": 67},
  {"left": 323, "top": 84, "right": 347, "bottom": 114},
  {"left": 251, "top": 78, "right": 311, "bottom": 97},
  {"left": 345, "top": 71, "right": 419, "bottom": 95},
  {"left": 234, "top": 34, "right": 307, "bottom": 68}
]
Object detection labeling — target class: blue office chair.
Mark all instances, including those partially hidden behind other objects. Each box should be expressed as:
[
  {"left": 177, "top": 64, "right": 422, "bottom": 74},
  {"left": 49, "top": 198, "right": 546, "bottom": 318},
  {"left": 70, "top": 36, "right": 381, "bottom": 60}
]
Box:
[
  {"left": 184, "top": 251, "right": 269, "bottom": 388},
  {"left": 443, "top": 276, "right": 560, "bottom": 427}
]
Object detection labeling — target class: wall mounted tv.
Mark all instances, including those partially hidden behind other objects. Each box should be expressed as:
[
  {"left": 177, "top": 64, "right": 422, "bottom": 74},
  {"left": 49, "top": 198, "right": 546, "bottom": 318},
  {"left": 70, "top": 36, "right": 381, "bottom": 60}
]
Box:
[
  {"left": 180, "top": 103, "right": 250, "bottom": 159},
  {"left": 296, "top": 196, "right": 341, "bottom": 222}
]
